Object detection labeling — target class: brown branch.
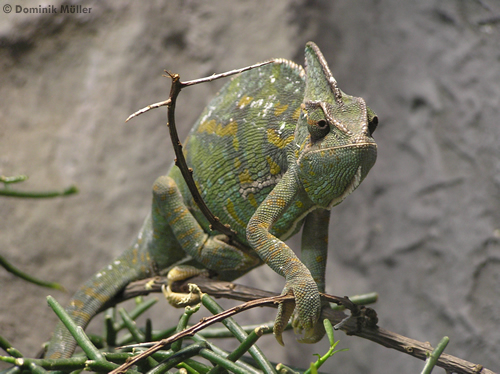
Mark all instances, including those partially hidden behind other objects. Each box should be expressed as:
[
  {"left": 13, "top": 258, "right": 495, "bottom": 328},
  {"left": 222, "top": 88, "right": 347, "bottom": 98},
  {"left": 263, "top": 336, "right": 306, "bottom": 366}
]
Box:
[
  {"left": 126, "top": 61, "right": 274, "bottom": 239},
  {"left": 163, "top": 72, "right": 236, "bottom": 239},
  {"left": 119, "top": 276, "right": 496, "bottom": 374}
]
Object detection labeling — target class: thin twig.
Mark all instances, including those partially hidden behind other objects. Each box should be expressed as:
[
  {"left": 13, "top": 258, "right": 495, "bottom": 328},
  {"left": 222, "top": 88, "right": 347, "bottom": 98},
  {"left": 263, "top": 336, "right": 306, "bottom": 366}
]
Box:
[
  {"left": 120, "top": 276, "right": 495, "bottom": 374},
  {"left": 109, "top": 294, "right": 292, "bottom": 374},
  {"left": 126, "top": 61, "right": 274, "bottom": 239},
  {"left": 0, "top": 254, "right": 66, "bottom": 291}
]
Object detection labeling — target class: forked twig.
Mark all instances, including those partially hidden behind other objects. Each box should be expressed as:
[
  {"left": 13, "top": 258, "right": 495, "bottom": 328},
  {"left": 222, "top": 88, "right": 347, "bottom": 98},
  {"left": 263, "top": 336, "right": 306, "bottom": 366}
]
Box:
[{"left": 126, "top": 60, "right": 274, "bottom": 239}]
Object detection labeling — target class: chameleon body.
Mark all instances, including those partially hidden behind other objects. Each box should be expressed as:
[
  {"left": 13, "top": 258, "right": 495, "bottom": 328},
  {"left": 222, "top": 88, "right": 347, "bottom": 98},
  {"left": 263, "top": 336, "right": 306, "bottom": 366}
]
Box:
[{"left": 46, "top": 42, "right": 378, "bottom": 358}]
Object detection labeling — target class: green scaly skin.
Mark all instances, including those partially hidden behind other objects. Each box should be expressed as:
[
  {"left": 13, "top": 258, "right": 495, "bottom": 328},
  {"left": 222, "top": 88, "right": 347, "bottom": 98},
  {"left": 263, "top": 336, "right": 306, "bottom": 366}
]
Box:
[{"left": 46, "top": 42, "right": 378, "bottom": 357}]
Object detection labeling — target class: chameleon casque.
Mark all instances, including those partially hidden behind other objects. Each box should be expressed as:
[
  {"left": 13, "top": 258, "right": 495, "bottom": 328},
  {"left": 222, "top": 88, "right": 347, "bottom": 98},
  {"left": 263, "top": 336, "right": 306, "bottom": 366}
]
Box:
[{"left": 46, "top": 42, "right": 378, "bottom": 358}]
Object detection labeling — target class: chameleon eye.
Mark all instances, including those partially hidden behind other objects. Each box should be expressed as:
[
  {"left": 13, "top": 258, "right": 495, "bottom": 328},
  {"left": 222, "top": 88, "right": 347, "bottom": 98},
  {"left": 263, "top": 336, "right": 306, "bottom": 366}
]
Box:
[
  {"left": 368, "top": 116, "right": 378, "bottom": 136},
  {"left": 308, "top": 119, "right": 330, "bottom": 142}
]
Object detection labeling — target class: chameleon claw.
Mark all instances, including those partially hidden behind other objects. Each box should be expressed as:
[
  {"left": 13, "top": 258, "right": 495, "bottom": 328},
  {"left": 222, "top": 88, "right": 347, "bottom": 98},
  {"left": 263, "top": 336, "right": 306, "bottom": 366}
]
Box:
[
  {"left": 162, "top": 283, "right": 203, "bottom": 307},
  {"left": 273, "top": 297, "right": 295, "bottom": 346},
  {"left": 162, "top": 266, "right": 208, "bottom": 307}
]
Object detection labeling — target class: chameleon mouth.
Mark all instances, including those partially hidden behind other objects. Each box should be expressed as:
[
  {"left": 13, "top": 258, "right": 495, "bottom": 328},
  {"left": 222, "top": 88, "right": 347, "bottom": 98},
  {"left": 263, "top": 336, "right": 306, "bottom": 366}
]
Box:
[
  {"left": 305, "top": 141, "right": 377, "bottom": 156},
  {"left": 297, "top": 141, "right": 377, "bottom": 208}
]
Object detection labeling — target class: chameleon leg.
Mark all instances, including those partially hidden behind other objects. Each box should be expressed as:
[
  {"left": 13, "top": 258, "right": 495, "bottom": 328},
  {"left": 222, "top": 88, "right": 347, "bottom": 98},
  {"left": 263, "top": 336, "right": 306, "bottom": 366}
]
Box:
[
  {"left": 246, "top": 171, "right": 322, "bottom": 346},
  {"left": 152, "top": 176, "right": 261, "bottom": 277},
  {"left": 293, "top": 208, "right": 331, "bottom": 343}
]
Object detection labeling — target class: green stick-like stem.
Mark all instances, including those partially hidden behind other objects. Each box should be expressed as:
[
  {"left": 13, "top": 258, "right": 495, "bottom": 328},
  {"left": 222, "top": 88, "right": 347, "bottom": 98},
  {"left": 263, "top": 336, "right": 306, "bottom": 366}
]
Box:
[
  {"left": 46, "top": 296, "right": 104, "bottom": 361},
  {"left": 208, "top": 326, "right": 267, "bottom": 374},
  {"left": 0, "top": 185, "right": 78, "bottom": 198},
  {"left": 421, "top": 336, "right": 450, "bottom": 374},
  {"left": 199, "top": 349, "right": 254, "bottom": 374},
  {"left": 113, "top": 298, "right": 157, "bottom": 331},
  {"left": 118, "top": 308, "right": 145, "bottom": 343},
  {"left": 172, "top": 304, "right": 200, "bottom": 352},
  {"left": 0, "top": 254, "right": 66, "bottom": 291},
  {"left": 201, "top": 294, "right": 276, "bottom": 374},
  {"left": 147, "top": 343, "right": 208, "bottom": 374}
]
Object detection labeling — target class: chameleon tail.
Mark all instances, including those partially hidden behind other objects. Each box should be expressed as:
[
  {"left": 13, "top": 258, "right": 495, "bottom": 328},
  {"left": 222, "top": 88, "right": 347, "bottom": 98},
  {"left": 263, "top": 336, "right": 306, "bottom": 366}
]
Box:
[{"left": 45, "top": 245, "right": 153, "bottom": 359}]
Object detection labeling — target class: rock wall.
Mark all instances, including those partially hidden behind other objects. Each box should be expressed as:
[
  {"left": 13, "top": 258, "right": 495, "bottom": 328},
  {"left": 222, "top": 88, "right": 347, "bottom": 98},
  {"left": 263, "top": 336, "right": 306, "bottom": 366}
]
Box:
[{"left": 1, "top": 1, "right": 499, "bottom": 372}]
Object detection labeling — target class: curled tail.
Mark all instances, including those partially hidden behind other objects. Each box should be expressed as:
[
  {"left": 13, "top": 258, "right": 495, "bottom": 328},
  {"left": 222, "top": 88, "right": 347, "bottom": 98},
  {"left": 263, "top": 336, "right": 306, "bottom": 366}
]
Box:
[{"left": 45, "top": 244, "right": 154, "bottom": 359}]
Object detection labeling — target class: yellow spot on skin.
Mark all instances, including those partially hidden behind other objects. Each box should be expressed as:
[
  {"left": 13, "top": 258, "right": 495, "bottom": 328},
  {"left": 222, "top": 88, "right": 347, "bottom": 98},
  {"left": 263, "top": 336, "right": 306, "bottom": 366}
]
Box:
[
  {"left": 71, "top": 310, "right": 91, "bottom": 320},
  {"left": 198, "top": 119, "right": 238, "bottom": 138},
  {"left": 83, "top": 286, "right": 109, "bottom": 303},
  {"left": 295, "top": 200, "right": 303, "bottom": 208},
  {"left": 239, "top": 169, "right": 253, "bottom": 185},
  {"left": 70, "top": 300, "right": 85, "bottom": 309},
  {"left": 226, "top": 198, "right": 246, "bottom": 227},
  {"left": 275, "top": 197, "right": 287, "bottom": 208},
  {"left": 292, "top": 106, "right": 301, "bottom": 121},
  {"left": 220, "top": 120, "right": 238, "bottom": 137},
  {"left": 247, "top": 193, "right": 259, "bottom": 208},
  {"left": 198, "top": 119, "right": 216, "bottom": 134},
  {"left": 238, "top": 95, "right": 253, "bottom": 108},
  {"left": 267, "top": 128, "right": 294, "bottom": 149},
  {"left": 177, "top": 227, "right": 196, "bottom": 241},
  {"left": 234, "top": 157, "right": 241, "bottom": 169},
  {"left": 266, "top": 156, "right": 281, "bottom": 175},
  {"left": 274, "top": 102, "right": 289, "bottom": 116},
  {"left": 316, "top": 255, "right": 325, "bottom": 263}
]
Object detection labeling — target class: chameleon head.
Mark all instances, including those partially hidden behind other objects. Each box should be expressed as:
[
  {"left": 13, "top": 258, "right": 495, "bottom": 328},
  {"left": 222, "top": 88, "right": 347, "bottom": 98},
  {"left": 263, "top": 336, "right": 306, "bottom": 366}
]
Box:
[{"left": 294, "top": 42, "right": 378, "bottom": 208}]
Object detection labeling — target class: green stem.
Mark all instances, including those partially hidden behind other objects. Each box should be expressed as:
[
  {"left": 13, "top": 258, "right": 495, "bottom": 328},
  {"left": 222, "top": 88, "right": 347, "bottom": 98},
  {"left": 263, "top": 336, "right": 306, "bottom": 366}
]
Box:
[
  {"left": 113, "top": 298, "right": 157, "bottom": 331},
  {"left": 420, "top": 336, "right": 450, "bottom": 374},
  {"left": 172, "top": 304, "right": 199, "bottom": 352},
  {"left": 147, "top": 343, "right": 208, "bottom": 374},
  {"left": 46, "top": 296, "right": 104, "bottom": 361},
  {"left": 0, "top": 185, "right": 78, "bottom": 198},
  {"left": 0, "top": 175, "right": 28, "bottom": 184},
  {"left": 199, "top": 349, "right": 254, "bottom": 374},
  {"left": 0, "top": 356, "right": 87, "bottom": 370},
  {"left": 192, "top": 334, "right": 260, "bottom": 374},
  {"left": 0, "top": 254, "right": 66, "bottom": 291},
  {"left": 201, "top": 294, "right": 276, "bottom": 374},
  {"left": 104, "top": 308, "right": 117, "bottom": 348},
  {"left": 208, "top": 326, "right": 266, "bottom": 374},
  {"left": 118, "top": 308, "right": 145, "bottom": 343},
  {"left": 0, "top": 334, "right": 22, "bottom": 358}
]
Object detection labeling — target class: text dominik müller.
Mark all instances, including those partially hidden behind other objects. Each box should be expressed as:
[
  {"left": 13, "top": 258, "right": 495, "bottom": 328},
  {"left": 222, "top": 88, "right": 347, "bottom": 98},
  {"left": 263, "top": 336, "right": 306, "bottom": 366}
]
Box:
[{"left": 15, "top": 5, "right": 92, "bottom": 14}]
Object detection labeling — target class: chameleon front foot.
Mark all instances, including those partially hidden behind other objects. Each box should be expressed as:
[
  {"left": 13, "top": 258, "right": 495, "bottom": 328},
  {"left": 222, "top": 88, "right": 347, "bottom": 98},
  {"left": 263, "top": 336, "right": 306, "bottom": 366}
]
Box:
[
  {"left": 273, "top": 278, "right": 325, "bottom": 345},
  {"left": 162, "top": 265, "right": 208, "bottom": 307}
]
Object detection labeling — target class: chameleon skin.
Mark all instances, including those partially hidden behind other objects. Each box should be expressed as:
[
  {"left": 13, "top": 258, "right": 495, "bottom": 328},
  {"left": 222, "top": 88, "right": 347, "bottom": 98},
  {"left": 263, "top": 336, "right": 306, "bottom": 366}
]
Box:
[{"left": 46, "top": 42, "right": 377, "bottom": 357}]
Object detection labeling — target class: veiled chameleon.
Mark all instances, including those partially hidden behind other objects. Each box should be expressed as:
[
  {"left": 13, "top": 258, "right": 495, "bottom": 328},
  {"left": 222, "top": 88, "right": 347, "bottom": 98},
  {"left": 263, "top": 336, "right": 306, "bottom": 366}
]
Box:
[{"left": 46, "top": 41, "right": 377, "bottom": 358}]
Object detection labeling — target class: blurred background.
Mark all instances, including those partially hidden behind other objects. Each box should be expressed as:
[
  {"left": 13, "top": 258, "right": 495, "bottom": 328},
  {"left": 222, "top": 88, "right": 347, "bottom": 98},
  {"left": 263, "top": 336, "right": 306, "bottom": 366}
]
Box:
[{"left": 1, "top": 1, "right": 499, "bottom": 372}]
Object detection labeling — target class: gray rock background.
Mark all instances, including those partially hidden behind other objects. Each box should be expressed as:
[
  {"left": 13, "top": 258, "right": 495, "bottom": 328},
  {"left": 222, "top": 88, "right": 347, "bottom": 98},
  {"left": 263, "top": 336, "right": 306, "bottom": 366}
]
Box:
[{"left": 1, "top": 0, "right": 499, "bottom": 372}]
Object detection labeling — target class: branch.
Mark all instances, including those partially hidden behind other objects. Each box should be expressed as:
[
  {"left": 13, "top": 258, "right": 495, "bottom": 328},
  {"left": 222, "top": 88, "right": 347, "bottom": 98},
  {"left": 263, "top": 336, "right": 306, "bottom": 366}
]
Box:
[
  {"left": 120, "top": 276, "right": 495, "bottom": 374},
  {"left": 126, "top": 61, "right": 274, "bottom": 239}
]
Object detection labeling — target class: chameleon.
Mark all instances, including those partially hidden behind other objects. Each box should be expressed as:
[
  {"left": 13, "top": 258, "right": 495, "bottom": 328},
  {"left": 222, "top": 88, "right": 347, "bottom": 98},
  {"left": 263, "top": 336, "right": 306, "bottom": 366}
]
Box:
[{"left": 45, "top": 41, "right": 378, "bottom": 358}]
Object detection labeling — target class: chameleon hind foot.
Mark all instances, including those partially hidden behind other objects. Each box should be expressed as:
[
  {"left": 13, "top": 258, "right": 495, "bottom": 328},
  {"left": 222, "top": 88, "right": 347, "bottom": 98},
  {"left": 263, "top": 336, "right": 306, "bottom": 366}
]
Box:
[{"left": 162, "top": 265, "right": 208, "bottom": 307}]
